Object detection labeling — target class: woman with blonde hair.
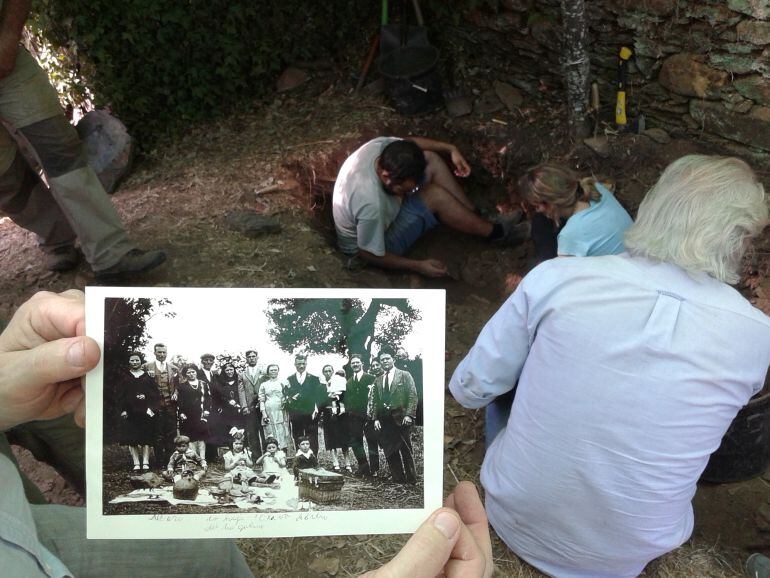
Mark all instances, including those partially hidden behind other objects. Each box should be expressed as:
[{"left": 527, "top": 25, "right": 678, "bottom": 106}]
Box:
[
  {"left": 487, "top": 163, "right": 636, "bottom": 446},
  {"left": 518, "top": 162, "right": 633, "bottom": 260}
]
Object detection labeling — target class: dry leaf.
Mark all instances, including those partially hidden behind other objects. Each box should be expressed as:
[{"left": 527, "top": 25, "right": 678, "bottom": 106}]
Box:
[{"left": 309, "top": 555, "right": 340, "bottom": 575}]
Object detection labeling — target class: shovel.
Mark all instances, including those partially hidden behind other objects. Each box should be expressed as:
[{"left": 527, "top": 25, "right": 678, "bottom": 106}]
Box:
[{"left": 380, "top": 0, "right": 430, "bottom": 56}]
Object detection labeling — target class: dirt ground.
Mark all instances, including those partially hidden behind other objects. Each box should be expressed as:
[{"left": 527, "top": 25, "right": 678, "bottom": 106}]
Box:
[{"left": 3, "top": 59, "right": 770, "bottom": 577}]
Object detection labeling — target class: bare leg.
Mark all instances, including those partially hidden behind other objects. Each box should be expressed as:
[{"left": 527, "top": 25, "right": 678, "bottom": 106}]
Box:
[
  {"left": 417, "top": 183, "right": 493, "bottom": 237},
  {"left": 424, "top": 151, "right": 475, "bottom": 210}
]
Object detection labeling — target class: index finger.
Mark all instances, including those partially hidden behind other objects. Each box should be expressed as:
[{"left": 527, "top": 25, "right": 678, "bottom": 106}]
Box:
[{"left": 452, "top": 482, "right": 493, "bottom": 572}]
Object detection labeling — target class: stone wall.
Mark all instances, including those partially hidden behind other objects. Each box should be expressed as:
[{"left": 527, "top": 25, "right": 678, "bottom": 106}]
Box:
[{"left": 466, "top": 0, "right": 770, "bottom": 155}]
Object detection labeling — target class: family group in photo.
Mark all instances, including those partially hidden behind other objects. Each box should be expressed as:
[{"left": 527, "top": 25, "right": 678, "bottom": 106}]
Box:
[{"left": 114, "top": 342, "right": 422, "bottom": 486}]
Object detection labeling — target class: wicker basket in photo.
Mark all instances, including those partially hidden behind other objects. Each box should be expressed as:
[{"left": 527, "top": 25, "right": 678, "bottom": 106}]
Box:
[{"left": 298, "top": 468, "right": 345, "bottom": 504}]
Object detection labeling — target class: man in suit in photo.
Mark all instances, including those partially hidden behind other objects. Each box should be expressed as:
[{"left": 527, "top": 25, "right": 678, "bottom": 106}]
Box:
[
  {"left": 345, "top": 354, "right": 378, "bottom": 477},
  {"left": 196, "top": 353, "right": 216, "bottom": 461},
  {"left": 238, "top": 349, "right": 265, "bottom": 459},
  {"left": 369, "top": 347, "right": 418, "bottom": 484},
  {"left": 396, "top": 346, "right": 424, "bottom": 426},
  {"left": 143, "top": 342, "right": 178, "bottom": 468},
  {"left": 284, "top": 354, "right": 325, "bottom": 455}
]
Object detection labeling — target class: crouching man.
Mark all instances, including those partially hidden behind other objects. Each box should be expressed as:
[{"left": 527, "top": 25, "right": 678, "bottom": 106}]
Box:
[{"left": 332, "top": 136, "right": 527, "bottom": 277}]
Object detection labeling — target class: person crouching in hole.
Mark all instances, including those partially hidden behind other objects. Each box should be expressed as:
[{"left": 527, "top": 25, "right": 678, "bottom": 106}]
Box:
[
  {"left": 164, "top": 435, "right": 206, "bottom": 482},
  {"left": 255, "top": 436, "right": 290, "bottom": 482},
  {"left": 293, "top": 435, "right": 318, "bottom": 482}
]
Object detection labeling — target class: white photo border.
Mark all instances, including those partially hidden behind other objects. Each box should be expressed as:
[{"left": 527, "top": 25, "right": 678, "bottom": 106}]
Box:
[{"left": 85, "top": 286, "right": 445, "bottom": 540}]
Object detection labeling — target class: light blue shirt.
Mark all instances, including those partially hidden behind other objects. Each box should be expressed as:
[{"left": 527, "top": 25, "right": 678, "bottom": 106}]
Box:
[
  {"left": 450, "top": 254, "right": 770, "bottom": 578},
  {"left": 0, "top": 453, "right": 72, "bottom": 577},
  {"left": 557, "top": 182, "right": 633, "bottom": 256}
]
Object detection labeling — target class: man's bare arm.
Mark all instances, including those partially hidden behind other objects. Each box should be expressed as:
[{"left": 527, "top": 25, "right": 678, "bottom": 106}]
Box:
[
  {"left": 406, "top": 136, "right": 470, "bottom": 177},
  {"left": 357, "top": 249, "right": 447, "bottom": 278}
]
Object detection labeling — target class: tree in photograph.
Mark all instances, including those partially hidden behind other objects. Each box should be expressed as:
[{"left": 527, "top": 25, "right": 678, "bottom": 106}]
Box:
[
  {"left": 265, "top": 298, "right": 420, "bottom": 359},
  {"left": 103, "top": 297, "right": 175, "bottom": 440},
  {"left": 561, "top": 0, "right": 590, "bottom": 138}
]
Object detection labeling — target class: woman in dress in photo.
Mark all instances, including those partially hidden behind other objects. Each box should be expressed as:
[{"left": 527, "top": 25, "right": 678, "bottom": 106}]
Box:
[
  {"left": 321, "top": 364, "right": 352, "bottom": 472},
  {"left": 176, "top": 363, "right": 211, "bottom": 467},
  {"left": 210, "top": 361, "right": 245, "bottom": 450},
  {"left": 257, "top": 364, "right": 292, "bottom": 452},
  {"left": 118, "top": 351, "right": 160, "bottom": 471}
]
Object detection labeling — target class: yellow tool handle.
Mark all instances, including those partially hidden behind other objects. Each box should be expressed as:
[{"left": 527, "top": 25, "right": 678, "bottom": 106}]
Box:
[{"left": 616, "top": 91, "right": 627, "bottom": 126}]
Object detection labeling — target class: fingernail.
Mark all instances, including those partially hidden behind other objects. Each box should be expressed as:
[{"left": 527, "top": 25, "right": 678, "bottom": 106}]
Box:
[
  {"left": 67, "top": 340, "right": 85, "bottom": 367},
  {"left": 434, "top": 511, "right": 459, "bottom": 539}
]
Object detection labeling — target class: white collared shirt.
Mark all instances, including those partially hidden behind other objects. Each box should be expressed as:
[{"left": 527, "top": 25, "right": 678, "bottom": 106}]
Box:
[{"left": 295, "top": 372, "right": 306, "bottom": 384}]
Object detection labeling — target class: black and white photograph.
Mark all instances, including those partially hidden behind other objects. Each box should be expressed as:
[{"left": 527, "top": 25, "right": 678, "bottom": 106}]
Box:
[{"left": 85, "top": 287, "right": 444, "bottom": 539}]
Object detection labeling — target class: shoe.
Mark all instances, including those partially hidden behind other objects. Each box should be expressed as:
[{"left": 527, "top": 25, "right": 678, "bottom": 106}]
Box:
[
  {"left": 142, "top": 463, "right": 150, "bottom": 471},
  {"left": 333, "top": 465, "right": 341, "bottom": 472},
  {"left": 132, "top": 464, "right": 140, "bottom": 471},
  {"left": 45, "top": 246, "right": 80, "bottom": 272},
  {"left": 491, "top": 210, "right": 531, "bottom": 247},
  {"left": 747, "top": 553, "right": 770, "bottom": 578},
  {"left": 95, "top": 248, "right": 167, "bottom": 278},
  {"left": 345, "top": 465, "right": 353, "bottom": 473}
]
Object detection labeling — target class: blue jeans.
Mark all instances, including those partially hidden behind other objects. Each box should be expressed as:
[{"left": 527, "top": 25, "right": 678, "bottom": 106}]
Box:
[
  {"left": 384, "top": 194, "right": 439, "bottom": 255},
  {"left": 485, "top": 388, "right": 517, "bottom": 449}
]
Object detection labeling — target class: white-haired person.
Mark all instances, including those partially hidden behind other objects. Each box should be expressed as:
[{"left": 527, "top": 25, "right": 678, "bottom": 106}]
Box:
[
  {"left": 0, "top": 290, "right": 492, "bottom": 578},
  {"left": 450, "top": 155, "right": 770, "bottom": 577}
]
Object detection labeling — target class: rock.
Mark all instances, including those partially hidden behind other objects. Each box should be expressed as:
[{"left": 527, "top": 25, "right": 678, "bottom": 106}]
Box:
[
  {"left": 75, "top": 110, "right": 133, "bottom": 194},
  {"left": 276, "top": 67, "right": 309, "bottom": 92},
  {"left": 474, "top": 89, "right": 504, "bottom": 115},
  {"left": 686, "top": 4, "right": 742, "bottom": 24},
  {"left": 606, "top": 0, "right": 677, "bottom": 16},
  {"left": 728, "top": 0, "right": 770, "bottom": 20},
  {"left": 757, "top": 501, "right": 770, "bottom": 532},
  {"left": 493, "top": 81, "right": 523, "bottom": 110},
  {"left": 658, "top": 54, "right": 729, "bottom": 99},
  {"left": 708, "top": 52, "right": 757, "bottom": 74},
  {"left": 583, "top": 135, "right": 611, "bottom": 157},
  {"left": 308, "top": 556, "right": 340, "bottom": 575},
  {"left": 737, "top": 20, "right": 770, "bottom": 44},
  {"left": 729, "top": 99, "right": 755, "bottom": 114},
  {"left": 735, "top": 75, "right": 770, "bottom": 105},
  {"left": 690, "top": 100, "right": 770, "bottom": 151},
  {"left": 224, "top": 211, "right": 282, "bottom": 237},
  {"left": 643, "top": 127, "right": 671, "bottom": 144},
  {"left": 723, "top": 42, "right": 757, "bottom": 54}
]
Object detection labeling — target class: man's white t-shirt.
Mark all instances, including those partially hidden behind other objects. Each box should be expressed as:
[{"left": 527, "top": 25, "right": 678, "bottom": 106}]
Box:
[{"left": 332, "top": 137, "right": 401, "bottom": 256}]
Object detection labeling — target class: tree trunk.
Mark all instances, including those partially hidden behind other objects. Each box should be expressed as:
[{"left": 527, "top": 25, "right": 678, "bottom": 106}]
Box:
[{"left": 561, "top": 0, "right": 591, "bottom": 139}]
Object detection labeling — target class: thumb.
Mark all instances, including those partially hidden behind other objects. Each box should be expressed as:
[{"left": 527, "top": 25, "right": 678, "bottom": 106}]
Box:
[
  {"left": 363, "top": 509, "right": 460, "bottom": 578},
  {"left": 19, "top": 335, "right": 101, "bottom": 387}
]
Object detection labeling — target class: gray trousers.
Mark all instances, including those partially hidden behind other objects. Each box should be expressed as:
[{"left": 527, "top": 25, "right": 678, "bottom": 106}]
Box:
[
  {"left": 2, "top": 415, "right": 254, "bottom": 577},
  {"left": 0, "top": 47, "right": 133, "bottom": 270},
  {"left": 32, "top": 504, "right": 254, "bottom": 578}
]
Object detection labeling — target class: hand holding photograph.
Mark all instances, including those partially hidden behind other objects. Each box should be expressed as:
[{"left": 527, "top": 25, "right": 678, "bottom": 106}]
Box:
[{"left": 86, "top": 287, "right": 444, "bottom": 540}]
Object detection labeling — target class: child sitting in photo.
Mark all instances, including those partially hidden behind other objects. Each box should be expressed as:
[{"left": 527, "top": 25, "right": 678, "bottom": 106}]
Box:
[
  {"left": 293, "top": 435, "right": 318, "bottom": 480},
  {"left": 165, "top": 435, "right": 206, "bottom": 481},
  {"left": 222, "top": 431, "right": 257, "bottom": 483},
  {"left": 255, "top": 436, "right": 290, "bottom": 481}
]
